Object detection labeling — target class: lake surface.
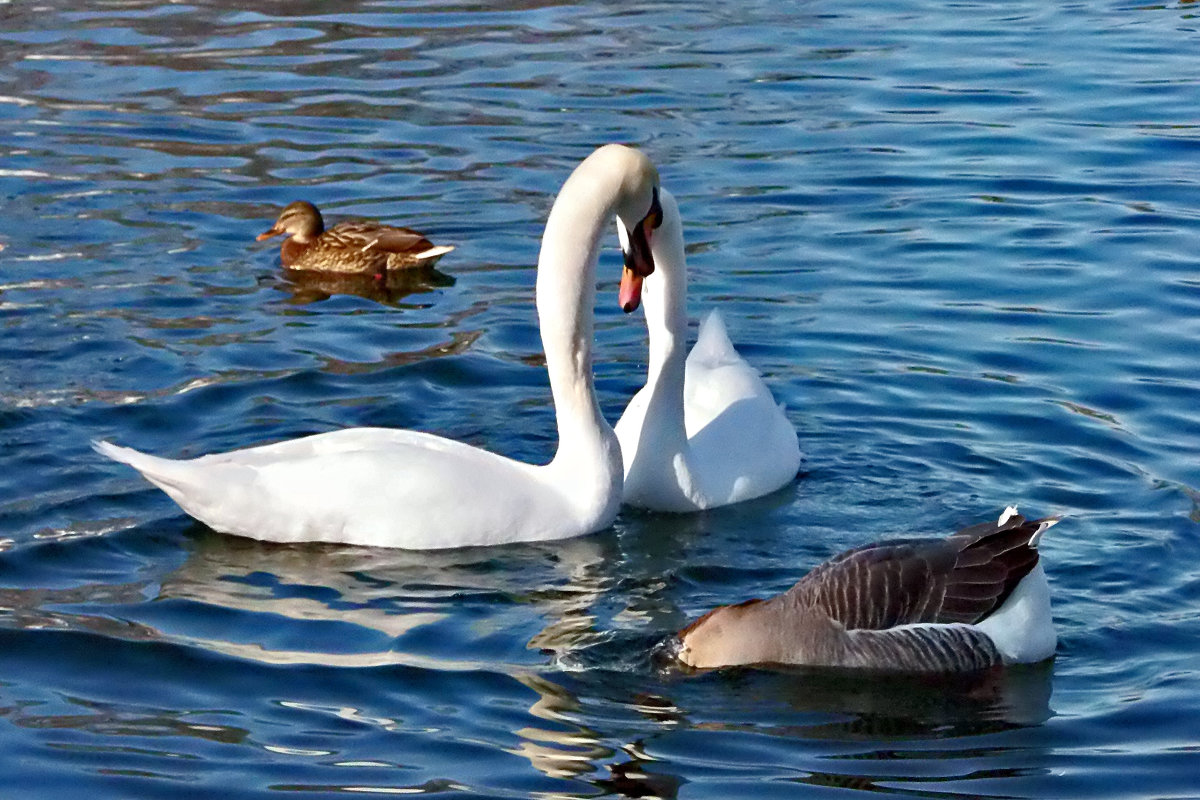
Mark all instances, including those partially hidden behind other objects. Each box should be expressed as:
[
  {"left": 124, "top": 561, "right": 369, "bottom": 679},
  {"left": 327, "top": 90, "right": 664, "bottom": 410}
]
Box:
[{"left": 2, "top": 0, "right": 1200, "bottom": 796}]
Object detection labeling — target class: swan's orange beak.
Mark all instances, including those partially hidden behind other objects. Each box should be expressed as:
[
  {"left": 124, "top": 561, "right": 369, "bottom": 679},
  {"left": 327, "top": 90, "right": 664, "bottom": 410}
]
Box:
[
  {"left": 619, "top": 187, "right": 663, "bottom": 314},
  {"left": 619, "top": 267, "right": 643, "bottom": 313}
]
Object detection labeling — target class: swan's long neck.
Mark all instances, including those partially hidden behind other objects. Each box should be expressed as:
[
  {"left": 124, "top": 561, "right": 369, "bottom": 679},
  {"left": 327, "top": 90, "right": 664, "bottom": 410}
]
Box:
[
  {"left": 637, "top": 189, "right": 690, "bottom": 454},
  {"left": 535, "top": 156, "right": 627, "bottom": 470}
]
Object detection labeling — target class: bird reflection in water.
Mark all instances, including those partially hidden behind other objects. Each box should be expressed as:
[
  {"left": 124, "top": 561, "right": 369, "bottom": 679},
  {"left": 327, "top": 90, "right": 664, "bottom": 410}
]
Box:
[
  {"left": 277, "top": 266, "right": 455, "bottom": 306},
  {"left": 669, "top": 657, "right": 1054, "bottom": 739}
]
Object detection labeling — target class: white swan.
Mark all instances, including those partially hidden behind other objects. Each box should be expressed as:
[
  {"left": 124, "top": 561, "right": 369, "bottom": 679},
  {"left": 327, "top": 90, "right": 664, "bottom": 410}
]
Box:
[
  {"left": 677, "top": 507, "right": 1059, "bottom": 671},
  {"left": 613, "top": 188, "right": 802, "bottom": 512},
  {"left": 94, "top": 144, "right": 664, "bottom": 549}
]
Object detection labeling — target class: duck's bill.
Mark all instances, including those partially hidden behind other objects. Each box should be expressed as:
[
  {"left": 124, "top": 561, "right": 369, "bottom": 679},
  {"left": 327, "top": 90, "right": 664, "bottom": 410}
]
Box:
[
  {"left": 256, "top": 228, "right": 281, "bottom": 241},
  {"left": 619, "top": 266, "right": 644, "bottom": 313}
]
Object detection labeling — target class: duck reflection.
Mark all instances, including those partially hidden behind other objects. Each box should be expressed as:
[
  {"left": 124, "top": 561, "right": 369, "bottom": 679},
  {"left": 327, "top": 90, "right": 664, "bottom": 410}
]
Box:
[{"left": 277, "top": 265, "right": 455, "bottom": 305}]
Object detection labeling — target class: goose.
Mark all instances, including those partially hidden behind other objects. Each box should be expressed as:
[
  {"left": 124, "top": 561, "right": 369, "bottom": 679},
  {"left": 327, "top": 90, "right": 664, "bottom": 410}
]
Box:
[
  {"left": 613, "top": 188, "right": 802, "bottom": 512},
  {"left": 257, "top": 200, "right": 454, "bottom": 275},
  {"left": 95, "top": 144, "right": 664, "bottom": 549},
  {"left": 677, "top": 507, "right": 1058, "bottom": 671}
]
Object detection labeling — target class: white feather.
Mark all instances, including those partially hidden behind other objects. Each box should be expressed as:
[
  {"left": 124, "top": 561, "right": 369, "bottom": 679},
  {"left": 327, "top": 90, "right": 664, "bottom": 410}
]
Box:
[{"left": 975, "top": 562, "right": 1057, "bottom": 663}]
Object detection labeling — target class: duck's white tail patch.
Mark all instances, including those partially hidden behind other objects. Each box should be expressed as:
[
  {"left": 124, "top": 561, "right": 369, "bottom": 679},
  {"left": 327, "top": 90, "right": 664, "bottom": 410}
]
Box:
[
  {"left": 998, "top": 505, "right": 1019, "bottom": 526},
  {"left": 416, "top": 245, "right": 455, "bottom": 260}
]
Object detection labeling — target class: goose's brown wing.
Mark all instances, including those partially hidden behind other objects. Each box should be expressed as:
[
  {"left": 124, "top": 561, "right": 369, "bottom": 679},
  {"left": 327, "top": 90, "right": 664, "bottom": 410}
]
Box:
[{"left": 788, "top": 512, "right": 1048, "bottom": 631}]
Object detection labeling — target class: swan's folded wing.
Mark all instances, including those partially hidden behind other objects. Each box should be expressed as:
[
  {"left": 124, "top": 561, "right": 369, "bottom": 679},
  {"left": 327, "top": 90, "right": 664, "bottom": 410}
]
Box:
[
  {"left": 97, "top": 430, "right": 578, "bottom": 549},
  {"left": 683, "top": 310, "right": 791, "bottom": 436},
  {"left": 688, "top": 310, "right": 742, "bottom": 369}
]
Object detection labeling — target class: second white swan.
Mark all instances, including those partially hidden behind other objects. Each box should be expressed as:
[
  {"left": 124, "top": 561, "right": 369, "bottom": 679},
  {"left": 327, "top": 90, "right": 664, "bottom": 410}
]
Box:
[{"left": 614, "top": 189, "right": 802, "bottom": 512}]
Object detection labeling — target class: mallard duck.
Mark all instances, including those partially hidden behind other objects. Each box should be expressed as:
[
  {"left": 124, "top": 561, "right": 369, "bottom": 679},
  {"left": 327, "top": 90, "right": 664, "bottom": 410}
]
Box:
[
  {"left": 676, "top": 507, "right": 1059, "bottom": 672},
  {"left": 256, "top": 201, "right": 454, "bottom": 274}
]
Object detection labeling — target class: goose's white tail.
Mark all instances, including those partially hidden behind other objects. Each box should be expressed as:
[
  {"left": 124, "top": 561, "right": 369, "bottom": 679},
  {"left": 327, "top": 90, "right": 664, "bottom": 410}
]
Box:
[{"left": 975, "top": 514, "right": 1061, "bottom": 663}]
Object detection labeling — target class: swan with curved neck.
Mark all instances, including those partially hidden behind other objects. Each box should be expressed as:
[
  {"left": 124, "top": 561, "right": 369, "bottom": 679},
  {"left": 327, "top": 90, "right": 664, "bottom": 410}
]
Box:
[
  {"left": 614, "top": 188, "right": 802, "bottom": 512},
  {"left": 95, "top": 144, "right": 662, "bottom": 549}
]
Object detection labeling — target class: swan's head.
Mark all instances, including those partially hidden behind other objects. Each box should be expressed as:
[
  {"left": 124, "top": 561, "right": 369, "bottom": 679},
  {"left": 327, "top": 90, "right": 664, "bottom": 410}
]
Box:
[
  {"left": 257, "top": 200, "right": 325, "bottom": 243},
  {"left": 580, "top": 144, "right": 661, "bottom": 313},
  {"left": 616, "top": 185, "right": 664, "bottom": 313}
]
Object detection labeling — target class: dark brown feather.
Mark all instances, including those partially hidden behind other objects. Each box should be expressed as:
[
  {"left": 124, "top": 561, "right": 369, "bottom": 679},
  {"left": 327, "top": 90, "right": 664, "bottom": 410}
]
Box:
[{"left": 785, "top": 512, "right": 1050, "bottom": 631}]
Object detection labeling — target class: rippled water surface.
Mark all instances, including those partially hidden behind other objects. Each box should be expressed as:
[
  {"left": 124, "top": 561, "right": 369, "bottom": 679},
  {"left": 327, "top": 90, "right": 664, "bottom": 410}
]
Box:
[{"left": 3, "top": 0, "right": 1200, "bottom": 797}]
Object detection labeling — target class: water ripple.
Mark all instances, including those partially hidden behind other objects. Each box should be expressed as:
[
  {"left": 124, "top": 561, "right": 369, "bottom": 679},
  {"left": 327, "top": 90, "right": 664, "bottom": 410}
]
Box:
[{"left": 2, "top": 0, "right": 1200, "bottom": 797}]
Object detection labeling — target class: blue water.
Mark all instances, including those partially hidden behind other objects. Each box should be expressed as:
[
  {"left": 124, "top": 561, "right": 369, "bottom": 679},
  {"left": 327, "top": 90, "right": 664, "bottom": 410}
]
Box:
[{"left": 2, "top": 0, "right": 1200, "bottom": 796}]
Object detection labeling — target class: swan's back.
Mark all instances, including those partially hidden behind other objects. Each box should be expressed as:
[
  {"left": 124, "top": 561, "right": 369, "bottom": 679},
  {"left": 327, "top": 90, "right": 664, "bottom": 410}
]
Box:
[
  {"left": 683, "top": 310, "right": 784, "bottom": 435},
  {"left": 682, "top": 311, "right": 802, "bottom": 506}
]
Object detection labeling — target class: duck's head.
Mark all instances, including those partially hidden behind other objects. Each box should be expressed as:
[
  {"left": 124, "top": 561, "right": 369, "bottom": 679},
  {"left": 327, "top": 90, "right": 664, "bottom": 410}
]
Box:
[{"left": 257, "top": 201, "right": 325, "bottom": 244}]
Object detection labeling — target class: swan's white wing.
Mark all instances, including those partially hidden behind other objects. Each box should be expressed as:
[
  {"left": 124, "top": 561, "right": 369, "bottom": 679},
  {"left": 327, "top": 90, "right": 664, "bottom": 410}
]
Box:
[
  {"left": 616, "top": 310, "right": 801, "bottom": 510},
  {"left": 683, "top": 311, "right": 781, "bottom": 430}
]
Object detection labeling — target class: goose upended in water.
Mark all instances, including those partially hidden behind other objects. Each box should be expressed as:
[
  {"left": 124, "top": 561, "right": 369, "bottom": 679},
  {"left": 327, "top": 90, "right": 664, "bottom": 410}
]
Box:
[
  {"left": 677, "top": 507, "right": 1058, "bottom": 671},
  {"left": 95, "top": 144, "right": 664, "bottom": 549},
  {"left": 613, "top": 188, "right": 802, "bottom": 512}
]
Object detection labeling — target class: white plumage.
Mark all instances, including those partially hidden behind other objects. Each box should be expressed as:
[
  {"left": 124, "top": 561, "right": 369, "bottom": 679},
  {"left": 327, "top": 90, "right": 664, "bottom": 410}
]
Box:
[{"left": 615, "top": 189, "right": 802, "bottom": 512}]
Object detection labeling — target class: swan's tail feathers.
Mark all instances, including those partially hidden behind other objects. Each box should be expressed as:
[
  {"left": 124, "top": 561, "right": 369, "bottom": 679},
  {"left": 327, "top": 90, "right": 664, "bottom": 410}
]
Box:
[
  {"left": 692, "top": 309, "right": 742, "bottom": 367},
  {"left": 93, "top": 440, "right": 216, "bottom": 501},
  {"left": 94, "top": 439, "right": 254, "bottom": 534}
]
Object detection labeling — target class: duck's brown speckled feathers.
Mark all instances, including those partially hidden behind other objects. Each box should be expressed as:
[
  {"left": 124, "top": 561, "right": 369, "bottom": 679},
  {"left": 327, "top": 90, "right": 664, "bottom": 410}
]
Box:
[
  {"left": 258, "top": 201, "right": 454, "bottom": 275},
  {"left": 677, "top": 509, "right": 1058, "bottom": 672}
]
